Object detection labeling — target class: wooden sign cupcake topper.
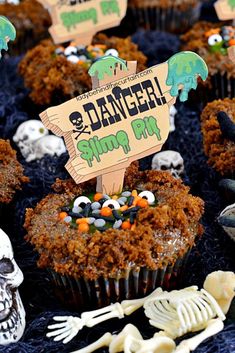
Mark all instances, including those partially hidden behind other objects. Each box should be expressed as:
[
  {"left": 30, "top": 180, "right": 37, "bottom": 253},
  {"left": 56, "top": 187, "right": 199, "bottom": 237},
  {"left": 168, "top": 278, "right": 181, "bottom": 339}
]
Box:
[
  {"left": 37, "top": 0, "right": 127, "bottom": 45},
  {"left": 40, "top": 51, "right": 208, "bottom": 194},
  {"left": 214, "top": 0, "right": 235, "bottom": 20},
  {"left": 214, "top": 1, "right": 235, "bottom": 62}
]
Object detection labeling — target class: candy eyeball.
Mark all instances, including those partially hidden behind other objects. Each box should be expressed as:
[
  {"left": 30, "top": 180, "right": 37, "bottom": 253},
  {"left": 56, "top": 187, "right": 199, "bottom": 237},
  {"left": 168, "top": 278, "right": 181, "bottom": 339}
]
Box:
[
  {"left": 102, "top": 199, "right": 120, "bottom": 210},
  {"left": 67, "top": 55, "right": 80, "bottom": 64},
  {"left": 64, "top": 45, "right": 77, "bottom": 56},
  {"left": 74, "top": 196, "right": 91, "bottom": 209},
  {"left": 139, "top": 191, "right": 155, "bottom": 205},
  {"left": 105, "top": 48, "right": 119, "bottom": 57},
  {"left": 208, "top": 34, "right": 223, "bottom": 46}
]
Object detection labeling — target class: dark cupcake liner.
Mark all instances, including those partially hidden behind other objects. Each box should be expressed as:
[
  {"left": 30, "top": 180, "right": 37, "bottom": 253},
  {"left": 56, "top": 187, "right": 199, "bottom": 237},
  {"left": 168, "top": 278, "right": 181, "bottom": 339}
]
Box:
[
  {"left": 210, "top": 73, "right": 235, "bottom": 100},
  {"left": 48, "top": 250, "right": 190, "bottom": 311},
  {"left": 128, "top": 3, "right": 201, "bottom": 33}
]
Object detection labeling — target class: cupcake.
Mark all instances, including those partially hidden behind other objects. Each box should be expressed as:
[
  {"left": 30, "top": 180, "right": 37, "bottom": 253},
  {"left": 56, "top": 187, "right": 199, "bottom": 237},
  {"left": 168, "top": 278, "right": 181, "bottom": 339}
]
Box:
[
  {"left": 181, "top": 22, "right": 235, "bottom": 101},
  {"left": 127, "top": 0, "right": 202, "bottom": 34},
  {"left": 200, "top": 98, "right": 235, "bottom": 176},
  {"left": 0, "top": 139, "right": 28, "bottom": 204},
  {"left": 0, "top": 0, "right": 51, "bottom": 55},
  {"left": 24, "top": 163, "right": 204, "bottom": 310},
  {"left": 18, "top": 34, "right": 147, "bottom": 106}
]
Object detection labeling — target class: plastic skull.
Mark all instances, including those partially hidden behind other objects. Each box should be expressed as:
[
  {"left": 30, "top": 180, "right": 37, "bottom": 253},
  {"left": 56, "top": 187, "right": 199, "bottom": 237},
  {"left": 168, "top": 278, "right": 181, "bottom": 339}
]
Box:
[
  {"left": 169, "top": 105, "right": 177, "bottom": 133},
  {"left": 151, "top": 150, "right": 184, "bottom": 178},
  {"left": 0, "top": 229, "right": 25, "bottom": 345},
  {"left": 31, "top": 135, "right": 67, "bottom": 162},
  {"left": 13, "top": 120, "right": 49, "bottom": 160},
  {"left": 13, "top": 120, "right": 48, "bottom": 144}
]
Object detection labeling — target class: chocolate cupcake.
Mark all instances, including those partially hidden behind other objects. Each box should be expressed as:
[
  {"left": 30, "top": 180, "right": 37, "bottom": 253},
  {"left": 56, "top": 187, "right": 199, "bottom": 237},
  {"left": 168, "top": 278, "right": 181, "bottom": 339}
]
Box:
[
  {"left": 18, "top": 34, "right": 147, "bottom": 106},
  {"left": 24, "top": 163, "right": 204, "bottom": 310},
  {"left": 201, "top": 98, "right": 235, "bottom": 176},
  {"left": 181, "top": 22, "right": 235, "bottom": 101},
  {"left": 127, "top": 0, "right": 202, "bottom": 33},
  {"left": 0, "top": 139, "right": 28, "bottom": 227},
  {"left": 0, "top": 0, "right": 51, "bottom": 55}
]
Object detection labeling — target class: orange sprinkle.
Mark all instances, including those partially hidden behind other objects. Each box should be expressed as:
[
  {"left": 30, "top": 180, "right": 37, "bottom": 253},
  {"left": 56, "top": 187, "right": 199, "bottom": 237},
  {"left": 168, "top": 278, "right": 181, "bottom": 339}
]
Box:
[
  {"left": 59, "top": 212, "right": 67, "bottom": 220},
  {"left": 94, "top": 193, "right": 103, "bottom": 202},
  {"left": 78, "top": 223, "right": 89, "bottom": 233},
  {"left": 120, "top": 205, "right": 128, "bottom": 212},
  {"left": 133, "top": 196, "right": 142, "bottom": 206},
  {"left": 100, "top": 207, "right": 112, "bottom": 217},
  {"left": 229, "top": 39, "right": 235, "bottom": 46},
  {"left": 137, "top": 199, "right": 149, "bottom": 208},
  {"left": 131, "top": 190, "right": 138, "bottom": 197},
  {"left": 76, "top": 218, "right": 89, "bottom": 224},
  {"left": 131, "top": 223, "right": 136, "bottom": 231},
  {"left": 122, "top": 221, "right": 131, "bottom": 230}
]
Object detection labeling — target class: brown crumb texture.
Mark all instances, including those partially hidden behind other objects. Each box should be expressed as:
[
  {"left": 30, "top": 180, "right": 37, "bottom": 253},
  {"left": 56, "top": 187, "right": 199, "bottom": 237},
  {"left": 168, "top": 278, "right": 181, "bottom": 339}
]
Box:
[
  {"left": 0, "top": 140, "right": 29, "bottom": 203},
  {"left": 0, "top": 0, "right": 51, "bottom": 54},
  {"left": 24, "top": 166, "right": 204, "bottom": 280},
  {"left": 128, "top": 0, "right": 197, "bottom": 10},
  {"left": 181, "top": 21, "right": 235, "bottom": 88},
  {"left": 201, "top": 98, "right": 235, "bottom": 175},
  {"left": 18, "top": 35, "right": 147, "bottom": 106}
]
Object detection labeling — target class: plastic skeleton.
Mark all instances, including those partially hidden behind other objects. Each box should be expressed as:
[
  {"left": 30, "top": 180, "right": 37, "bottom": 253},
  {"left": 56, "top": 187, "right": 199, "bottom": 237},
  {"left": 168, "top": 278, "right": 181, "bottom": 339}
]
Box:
[{"left": 47, "top": 271, "right": 235, "bottom": 353}]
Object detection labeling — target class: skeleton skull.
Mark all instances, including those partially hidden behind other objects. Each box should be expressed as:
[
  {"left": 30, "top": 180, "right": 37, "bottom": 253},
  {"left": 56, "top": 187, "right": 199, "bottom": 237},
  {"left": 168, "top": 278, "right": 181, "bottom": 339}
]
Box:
[
  {"left": 13, "top": 120, "right": 49, "bottom": 160},
  {"left": 69, "top": 111, "right": 83, "bottom": 130},
  {"left": 169, "top": 105, "right": 177, "bottom": 133},
  {"left": 31, "top": 135, "right": 67, "bottom": 162},
  {"left": 151, "top": 150, "right": 184, "bottom": 178},
  {"left": 13, "top": 120, "right": 66, "bottom": 162},
  {"left": 0, "top": 229, "right": 25, "bottom": 345},
  {"left": 13, "top": 120, "right": 48, "bottom": 144}
]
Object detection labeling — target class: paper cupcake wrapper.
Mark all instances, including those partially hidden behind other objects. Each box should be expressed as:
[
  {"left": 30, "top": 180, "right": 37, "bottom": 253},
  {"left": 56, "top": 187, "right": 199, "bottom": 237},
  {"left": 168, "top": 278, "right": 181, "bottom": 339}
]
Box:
[
  {"left": 128, "top": 3, "right": 201, "bottom": 33},
  {"left": 48, "top": 250, "right": 190, "bottom": 310},
  {"left": 211, "top": 73, "right": 235, "bottom": 100}
]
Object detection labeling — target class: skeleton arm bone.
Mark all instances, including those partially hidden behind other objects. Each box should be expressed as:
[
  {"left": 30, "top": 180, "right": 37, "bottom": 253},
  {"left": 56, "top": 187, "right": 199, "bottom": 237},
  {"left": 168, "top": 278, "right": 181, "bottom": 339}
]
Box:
[{"left": 47, "top": 288, "right": 163, "bottom": 343}]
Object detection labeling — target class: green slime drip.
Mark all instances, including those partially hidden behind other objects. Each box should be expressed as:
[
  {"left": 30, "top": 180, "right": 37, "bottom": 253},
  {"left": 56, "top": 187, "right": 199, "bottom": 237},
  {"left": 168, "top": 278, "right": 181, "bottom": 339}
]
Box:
[
  {"left": 0, "top": 16, "right": 16, "bottom": 57},
  {"left": 88, "top": 56, "right": 128, "bottom": 80},
  {"left": 228, "top": 0, "right": 235, "bottom": 10},
  {"left": 166, "top": 51, "right": 208, "bottom": 102}
]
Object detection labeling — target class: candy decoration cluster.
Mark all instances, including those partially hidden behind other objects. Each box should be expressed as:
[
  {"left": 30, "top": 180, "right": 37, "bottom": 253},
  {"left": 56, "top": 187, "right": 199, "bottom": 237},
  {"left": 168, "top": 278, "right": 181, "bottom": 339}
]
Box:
[
  {"left": 59, "top": 190, "right": 156, "bottom": 233},
  {"left": 55, "top": 42, "right": 119, "bottom": 66}
]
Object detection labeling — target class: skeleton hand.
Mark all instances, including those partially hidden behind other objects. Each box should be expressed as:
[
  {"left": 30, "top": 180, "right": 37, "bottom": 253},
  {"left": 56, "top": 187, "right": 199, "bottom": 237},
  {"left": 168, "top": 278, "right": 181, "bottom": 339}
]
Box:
[{"left": 47, "top": 316, "right": 84, "bottom": 344}]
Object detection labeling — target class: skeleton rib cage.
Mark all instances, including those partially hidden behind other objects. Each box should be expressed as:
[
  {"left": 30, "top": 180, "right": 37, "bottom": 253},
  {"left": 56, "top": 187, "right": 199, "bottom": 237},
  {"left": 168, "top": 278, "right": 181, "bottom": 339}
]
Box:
[{"left": 143, "top": 286, "right": 225, "bottom": 339}]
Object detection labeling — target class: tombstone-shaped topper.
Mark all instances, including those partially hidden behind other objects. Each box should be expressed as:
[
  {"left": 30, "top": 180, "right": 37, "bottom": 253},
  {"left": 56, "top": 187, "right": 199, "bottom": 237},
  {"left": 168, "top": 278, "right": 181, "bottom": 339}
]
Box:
[
  {"left": 40, "top": 51, "right": 208, "bottom": 194},
  {"left": 37, "top": 0, "right": 127, "bottom": 45},
  {"left": 214, "top": 0, "right": 235, "bottom": 20}
]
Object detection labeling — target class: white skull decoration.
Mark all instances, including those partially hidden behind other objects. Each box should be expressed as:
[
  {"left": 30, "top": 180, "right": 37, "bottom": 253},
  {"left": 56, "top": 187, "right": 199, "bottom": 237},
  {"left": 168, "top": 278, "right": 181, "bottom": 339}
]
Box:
[
  {"left": 0, "top": 229, "right": 25, "bottom": 345},
  {"left": 13, "top": 120, "right": 66, "bottom": 162},
  {"left": 169, "top": 105, "right": 177, "bottom": 133},
  {"left": 33, "top": 135, "right": 67, "bottom": 161},
  {"left": 151, "top": 150, "right": 184, "bottom": 178}
]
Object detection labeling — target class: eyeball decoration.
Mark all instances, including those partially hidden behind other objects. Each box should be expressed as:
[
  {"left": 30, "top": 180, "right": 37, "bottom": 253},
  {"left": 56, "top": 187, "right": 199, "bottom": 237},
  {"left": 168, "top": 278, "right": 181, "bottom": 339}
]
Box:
[
  {"left": 206, "top": 26, "right": 235, "bottom": 55},
  {"left": 105, "top": 48, "right": 119, "bottom": 57},
  {"left": 102, "top": 199, "right": 120, "bottom": 210},
  {"left": 59, "top": 190, "right": 157, "bottom": 233},
  {"left": 73, "top": 196, "right": 91, "bottom": 209},
  {"left": 139, "top": 191, "right": 155, "bottom": 205}
]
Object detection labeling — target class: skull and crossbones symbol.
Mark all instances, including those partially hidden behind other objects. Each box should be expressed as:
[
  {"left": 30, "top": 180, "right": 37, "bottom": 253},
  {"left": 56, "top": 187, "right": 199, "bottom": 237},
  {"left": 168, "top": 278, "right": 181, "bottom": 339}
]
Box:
[{"left": 69, "top": 112, "right": 91, "bottom": 140}]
